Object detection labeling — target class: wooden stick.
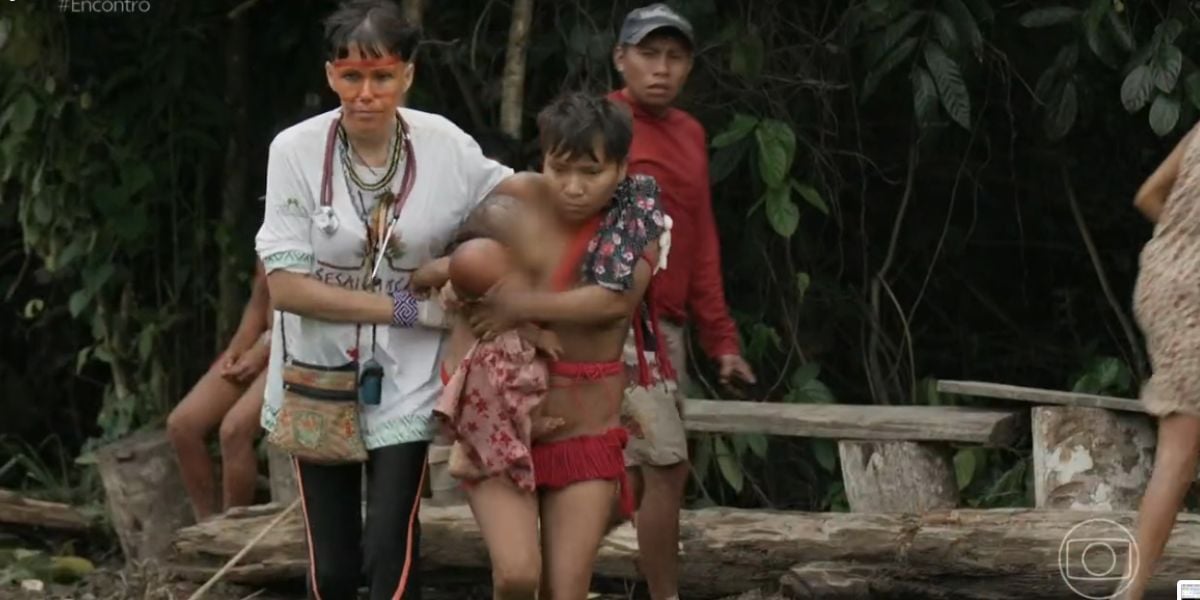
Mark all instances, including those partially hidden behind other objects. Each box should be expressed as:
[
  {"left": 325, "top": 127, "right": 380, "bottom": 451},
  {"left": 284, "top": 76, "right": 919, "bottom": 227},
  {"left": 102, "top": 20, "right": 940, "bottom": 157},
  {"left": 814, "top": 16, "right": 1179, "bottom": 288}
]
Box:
[{"left": 184, "top": 498, "right": 300, "bottom": 600}]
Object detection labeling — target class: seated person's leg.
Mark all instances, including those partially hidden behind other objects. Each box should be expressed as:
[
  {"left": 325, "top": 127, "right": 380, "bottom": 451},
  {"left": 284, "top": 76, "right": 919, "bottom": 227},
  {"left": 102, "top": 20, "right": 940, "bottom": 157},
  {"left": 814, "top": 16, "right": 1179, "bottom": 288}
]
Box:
[
  {"left": 218, "top": 369, "right": 267, "bottom": 511},
  {"left": 166, "top": 360, "right": 246, "bottom": 521}
]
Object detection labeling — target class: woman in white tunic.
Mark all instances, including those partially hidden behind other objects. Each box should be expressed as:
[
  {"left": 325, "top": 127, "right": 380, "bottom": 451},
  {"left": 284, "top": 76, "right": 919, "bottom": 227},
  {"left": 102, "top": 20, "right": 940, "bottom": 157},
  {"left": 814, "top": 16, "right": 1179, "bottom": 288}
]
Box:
[{"left": 254, "top": 2, "right": 514, "bottom": 598}]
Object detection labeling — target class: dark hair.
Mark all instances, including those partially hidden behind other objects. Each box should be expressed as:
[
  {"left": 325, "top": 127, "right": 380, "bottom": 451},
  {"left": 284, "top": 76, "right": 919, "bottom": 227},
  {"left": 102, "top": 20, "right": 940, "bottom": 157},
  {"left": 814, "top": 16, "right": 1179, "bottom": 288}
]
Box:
[
  {"left": 450, "top": 195, "right": 522, "bottom": 250},
  {"left": 472, "top": 130, "right": 520, "bottom": 168},
  {"left": 536, "top": 92, "right": 633, "bottom": 164},
  {"left": 324, "top": 0, "right": 421, "bottom": 62}
]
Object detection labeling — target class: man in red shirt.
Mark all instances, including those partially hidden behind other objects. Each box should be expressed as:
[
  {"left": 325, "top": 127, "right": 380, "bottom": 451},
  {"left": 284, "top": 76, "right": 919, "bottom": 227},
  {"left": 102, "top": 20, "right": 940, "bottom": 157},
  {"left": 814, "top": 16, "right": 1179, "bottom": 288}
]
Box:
[{"left": 609, "top": 5, "right": 756, "bottom": 599}]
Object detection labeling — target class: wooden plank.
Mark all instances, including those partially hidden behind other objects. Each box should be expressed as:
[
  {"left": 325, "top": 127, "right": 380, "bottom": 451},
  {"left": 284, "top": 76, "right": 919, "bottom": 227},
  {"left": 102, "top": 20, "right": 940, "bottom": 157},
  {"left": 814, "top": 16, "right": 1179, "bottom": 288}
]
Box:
[
  {"left": 681, "top": 399, "right": 1023, "bottom": 446},
  {"left": 937, "top": 380, "right": 1145, "bottom": 413},
  {"left": 173, "top": 503, "right": 1200, "bottom": 599}
]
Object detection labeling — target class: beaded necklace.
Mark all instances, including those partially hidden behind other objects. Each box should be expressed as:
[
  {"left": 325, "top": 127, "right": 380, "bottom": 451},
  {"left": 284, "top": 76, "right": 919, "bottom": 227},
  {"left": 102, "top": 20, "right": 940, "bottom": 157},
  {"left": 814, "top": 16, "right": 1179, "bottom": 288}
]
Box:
[{"left": 335, "top": 116, "right": 411, "bottom": 288}]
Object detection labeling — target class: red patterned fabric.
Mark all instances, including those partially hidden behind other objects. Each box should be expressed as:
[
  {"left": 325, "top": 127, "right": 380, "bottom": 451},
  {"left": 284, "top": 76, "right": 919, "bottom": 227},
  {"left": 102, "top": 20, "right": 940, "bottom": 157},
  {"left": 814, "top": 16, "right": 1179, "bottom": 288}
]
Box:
[{"left": 433, "top": 332, "right": 548, "bottom": 491}]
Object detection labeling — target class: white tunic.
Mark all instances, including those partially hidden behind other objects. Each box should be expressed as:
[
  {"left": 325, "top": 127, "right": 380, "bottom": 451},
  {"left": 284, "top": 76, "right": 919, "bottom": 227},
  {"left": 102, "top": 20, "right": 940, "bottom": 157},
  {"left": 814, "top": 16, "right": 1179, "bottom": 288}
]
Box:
[{"left": 255, "top": 108, "right": 512, "bottom": 448}]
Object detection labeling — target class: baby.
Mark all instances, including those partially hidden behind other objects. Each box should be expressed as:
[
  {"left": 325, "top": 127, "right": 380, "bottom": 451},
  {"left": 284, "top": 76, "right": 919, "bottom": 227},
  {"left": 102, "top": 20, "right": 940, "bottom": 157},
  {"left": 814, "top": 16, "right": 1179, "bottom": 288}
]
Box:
[{"left": 411, "top": 194, "right": 564, "bottom": 490}]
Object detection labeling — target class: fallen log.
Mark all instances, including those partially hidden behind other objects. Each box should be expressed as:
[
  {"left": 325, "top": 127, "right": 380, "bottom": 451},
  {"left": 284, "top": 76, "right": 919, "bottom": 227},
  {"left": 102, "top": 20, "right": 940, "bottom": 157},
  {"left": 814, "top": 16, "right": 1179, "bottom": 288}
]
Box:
[
  {"left": 171, "top": 504, "right": 1199, "bottom": 599},
  {"left": 0, "top": 488, "right": 91, "bottom": 531}
]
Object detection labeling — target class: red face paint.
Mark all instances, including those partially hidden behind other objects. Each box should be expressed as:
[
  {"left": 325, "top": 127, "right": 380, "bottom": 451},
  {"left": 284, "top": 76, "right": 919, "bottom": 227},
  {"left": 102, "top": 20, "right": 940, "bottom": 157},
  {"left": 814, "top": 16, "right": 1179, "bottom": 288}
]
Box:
[{"left": 329, "top": 49, "right": 408, "bottom": 133}]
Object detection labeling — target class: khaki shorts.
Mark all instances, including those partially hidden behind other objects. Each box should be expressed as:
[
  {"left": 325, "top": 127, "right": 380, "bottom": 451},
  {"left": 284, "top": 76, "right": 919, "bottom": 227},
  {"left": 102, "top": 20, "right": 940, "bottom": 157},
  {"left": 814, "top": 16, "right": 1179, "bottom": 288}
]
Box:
[{"left": 622, "top": 321, "right": 689, "bottom": 467}]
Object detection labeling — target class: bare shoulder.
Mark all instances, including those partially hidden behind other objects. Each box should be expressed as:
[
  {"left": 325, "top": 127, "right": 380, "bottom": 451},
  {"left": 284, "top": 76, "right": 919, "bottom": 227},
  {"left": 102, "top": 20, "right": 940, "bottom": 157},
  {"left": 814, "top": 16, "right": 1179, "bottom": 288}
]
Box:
[{"left": 494, "top": 171, "right": 555, "bottom": 209}]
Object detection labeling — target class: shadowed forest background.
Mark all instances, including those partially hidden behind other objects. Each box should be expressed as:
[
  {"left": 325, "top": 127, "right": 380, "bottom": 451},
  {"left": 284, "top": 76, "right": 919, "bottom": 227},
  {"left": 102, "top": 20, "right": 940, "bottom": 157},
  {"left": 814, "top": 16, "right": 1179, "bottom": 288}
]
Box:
[{"left": 1, "top": 0, "right": 1196, "bottom": 518}]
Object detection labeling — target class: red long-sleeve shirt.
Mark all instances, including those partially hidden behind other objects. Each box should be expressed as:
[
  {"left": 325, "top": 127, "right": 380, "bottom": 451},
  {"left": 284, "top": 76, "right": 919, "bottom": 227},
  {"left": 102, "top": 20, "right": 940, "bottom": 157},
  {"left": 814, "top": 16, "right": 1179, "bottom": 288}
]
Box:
[{"left": 608, "top": 89, "right": 741, "bottom": 359}]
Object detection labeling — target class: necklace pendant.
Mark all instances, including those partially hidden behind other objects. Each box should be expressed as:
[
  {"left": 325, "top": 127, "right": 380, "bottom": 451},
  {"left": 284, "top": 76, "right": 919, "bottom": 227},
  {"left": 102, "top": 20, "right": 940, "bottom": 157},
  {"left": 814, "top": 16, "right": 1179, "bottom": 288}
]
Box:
[
  {"left": 313, "top": 205, "right": 339, "bottom": 236},
  {"left": 377, "top": 190, "right": 395, "bottom": 206}
]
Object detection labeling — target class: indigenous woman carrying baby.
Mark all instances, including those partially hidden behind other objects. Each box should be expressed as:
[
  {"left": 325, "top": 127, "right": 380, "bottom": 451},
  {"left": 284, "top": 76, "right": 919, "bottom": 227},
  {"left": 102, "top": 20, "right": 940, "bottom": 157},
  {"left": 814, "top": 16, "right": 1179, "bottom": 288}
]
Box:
[{"left": 431, "top": 92, "right": 671, "bottom": 600}]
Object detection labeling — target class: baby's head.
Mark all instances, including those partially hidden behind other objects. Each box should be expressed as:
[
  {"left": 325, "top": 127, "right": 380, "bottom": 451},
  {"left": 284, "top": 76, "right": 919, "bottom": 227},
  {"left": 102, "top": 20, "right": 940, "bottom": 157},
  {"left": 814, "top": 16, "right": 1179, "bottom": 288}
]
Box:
[
  {"left": 448, "top": 238, "right": 511, "bottom": 298},
  {"left": 448, "top": 194, "right": 525, "bottom": 298}
]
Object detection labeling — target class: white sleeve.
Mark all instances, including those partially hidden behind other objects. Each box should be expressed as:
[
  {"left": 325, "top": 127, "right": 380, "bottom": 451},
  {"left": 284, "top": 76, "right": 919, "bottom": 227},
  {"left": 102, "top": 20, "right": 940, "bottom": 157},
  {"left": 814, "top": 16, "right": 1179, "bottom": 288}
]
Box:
[
  {"left": 256, "top": 136, "right": 317, "bottom": 275},
  {"left": 456, "top": 129, "right": 514, "bottom": 212}
]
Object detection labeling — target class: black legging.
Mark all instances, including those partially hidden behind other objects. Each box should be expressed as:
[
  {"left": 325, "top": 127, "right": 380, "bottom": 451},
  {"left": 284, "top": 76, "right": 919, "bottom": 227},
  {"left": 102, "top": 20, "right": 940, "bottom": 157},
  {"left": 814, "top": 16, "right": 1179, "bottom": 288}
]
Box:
[{"left": 294, "top": 441, "right": 429, "bottom": 600}]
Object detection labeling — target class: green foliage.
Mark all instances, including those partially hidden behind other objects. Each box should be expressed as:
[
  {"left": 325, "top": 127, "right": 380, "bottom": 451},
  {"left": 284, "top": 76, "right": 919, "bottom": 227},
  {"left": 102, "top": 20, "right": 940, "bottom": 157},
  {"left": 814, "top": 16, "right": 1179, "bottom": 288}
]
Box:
[{"left": 1072, "top": 356, "right": 1135, "bottom": 397}]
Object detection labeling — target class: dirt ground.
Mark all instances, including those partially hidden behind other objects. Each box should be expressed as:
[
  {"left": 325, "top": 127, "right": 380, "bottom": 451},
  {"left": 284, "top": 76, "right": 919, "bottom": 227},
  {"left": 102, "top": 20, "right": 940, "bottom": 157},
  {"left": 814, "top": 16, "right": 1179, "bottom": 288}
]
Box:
[{"left": 1, "top": 565, "right": 641, "bottom": 600}]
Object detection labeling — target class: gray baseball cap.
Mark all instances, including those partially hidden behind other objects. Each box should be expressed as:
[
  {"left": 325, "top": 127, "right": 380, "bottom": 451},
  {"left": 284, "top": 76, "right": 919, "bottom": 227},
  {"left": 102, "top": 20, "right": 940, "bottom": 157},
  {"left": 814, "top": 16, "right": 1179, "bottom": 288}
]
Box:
[{"left": 618, "top": 3, "right": 694, "bottom": 47}]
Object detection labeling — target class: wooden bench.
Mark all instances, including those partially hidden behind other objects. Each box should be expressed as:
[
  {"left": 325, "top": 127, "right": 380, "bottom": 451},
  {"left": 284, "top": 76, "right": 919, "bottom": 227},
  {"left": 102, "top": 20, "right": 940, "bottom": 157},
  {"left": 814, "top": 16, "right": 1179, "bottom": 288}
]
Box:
[
  {"left": 938, "top": 380, "right": 1153, "bottom": 510},
  {"left": 266, "top": 399, "right": 1026, "bottom": 514},
  {"left": 680, "top": 399, "right": 1024, "bottom": 513}
]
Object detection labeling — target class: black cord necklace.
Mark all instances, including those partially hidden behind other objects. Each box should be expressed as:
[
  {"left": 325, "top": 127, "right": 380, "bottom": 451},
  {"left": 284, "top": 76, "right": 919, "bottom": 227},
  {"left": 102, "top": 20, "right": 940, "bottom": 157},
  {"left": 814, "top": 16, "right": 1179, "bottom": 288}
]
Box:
[{"left": 336, "top": 117, "right": 404, "bottom": 193}]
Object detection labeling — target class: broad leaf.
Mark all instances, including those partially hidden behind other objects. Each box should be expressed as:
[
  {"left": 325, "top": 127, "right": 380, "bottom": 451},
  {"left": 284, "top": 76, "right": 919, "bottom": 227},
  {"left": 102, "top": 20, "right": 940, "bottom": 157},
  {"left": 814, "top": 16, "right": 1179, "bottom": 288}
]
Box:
[
  {"left": 754, "top": 119, "right": 796, "bottom": 185},
  {"left": 712, "top": 114, "right": 759, "bottom": 148},
  {"left": 85, "top": 263, "right": 115, "bottom": 293},
  {"left": 1154, "top": 19, "right": 1184, "bottom": 46},
  {"left": 954, "top": 447, "right": 978, "bottom": 490},
  {"left": 811, "top": 440, "right": 838, "bottom": 474},
  {"left": 911, "top": 66, "right": 939, "bottom": 126},
  {"left": 1184, "top": 73, "right": 1200, "bottom": 110},
  {"left": 864, "top": 11, "right": 924, "bottom": 67},
  {"left": 791, "top": 180, "right": 829, "bottom": 215},
  {"left": 941, "top": 0, "right": 982, "bottom": 55},
  {"left": 745, "top": 433, "right": 769, "bottom": 459},
  {"left": 924, "top": 42, "right": 971, "bottom": 129},
  {"left": 10, "top": 92, "right": 37, "bottom": 134},
  {"left": 982, "top": 459, "right": 1027, "bottom": 506},
  {"left": 714, "top": 436, "right": 744, "bottom": 492},
  {"left": 862, "top": 36, "right": 919, "bottom": 100},
  {"left": 69, "top": 289, "right": 94, "bottom": 318},
  {"left": 1044, "top": 81, "right": 1078, "bottom": 141},
  {"left": 763, "top": 185, "right": 799, "bottom": 238},
  {"left": 931, "top": 11, "right": 959, "bottom": 51},
  {"left": 1152, "top": 45, "right": 1183, "bottom": 93},
  {"left": 1120, "top": 65, "right": 1154, "bottom": 112},
  {"left": 791, "top": 362, "right": 820, "bottom": 388},
  {"left": 1106, "top": 11, "right": 1134, "bottom": 52},
  {"left": 1082, "top": 0, "right": 1118, "bottom": 68},
  {"left": 1035, "top": 45, "right": 1079, "bottom": 100},
  {"left": 138, "top": 325, "right": 156, "bottom": 362},
  {"left": 710, "top": 138, "right": 750, "bottom": 184},
  {"left": 1149, "top": 94, "right": 1180, "bottom": 137},
  {"left": 1018, "top": 7, "right": 1080, "bottom": 28},
  {"left": 789, "top": 367, "right": 836, "bottom": 404},
  {"left": 796, "top": 271, "right": 811, "bottom": 303},
  {"left": 75, "top": 347, "right": 92, "bottom": 374}
]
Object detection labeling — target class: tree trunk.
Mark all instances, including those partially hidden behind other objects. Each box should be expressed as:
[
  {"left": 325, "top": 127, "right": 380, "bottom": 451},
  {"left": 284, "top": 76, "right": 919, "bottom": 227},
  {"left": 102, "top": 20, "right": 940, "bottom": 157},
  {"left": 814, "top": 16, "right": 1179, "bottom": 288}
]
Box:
[
  {"left": 214, "top": 4, "right": 252, "bottom": 345},
  {"left": 266, "top": 446, "right": 297, "bottom": 505},
  {"left": 499, "top": 0, "right": 533, "bottom": 141},
  {"left": 95, "top": 429, "right": 194, "bottom": 563},
  {"left": 838, "top": 441, "right": 958, "bottom": 512},
  {"left": 1032, "top": 406, "right": 1154, "bottom": 510},
  {"left": 171, "top": 504, "right": 1200, "bottom": 599}
]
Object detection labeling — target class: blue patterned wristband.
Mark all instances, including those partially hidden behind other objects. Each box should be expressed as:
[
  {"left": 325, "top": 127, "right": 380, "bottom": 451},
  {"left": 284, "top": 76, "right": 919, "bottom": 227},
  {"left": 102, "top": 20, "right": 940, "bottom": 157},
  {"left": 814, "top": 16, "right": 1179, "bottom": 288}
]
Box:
[{"left": 392, "top": 289, "right": 419, "bottom": 328}]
